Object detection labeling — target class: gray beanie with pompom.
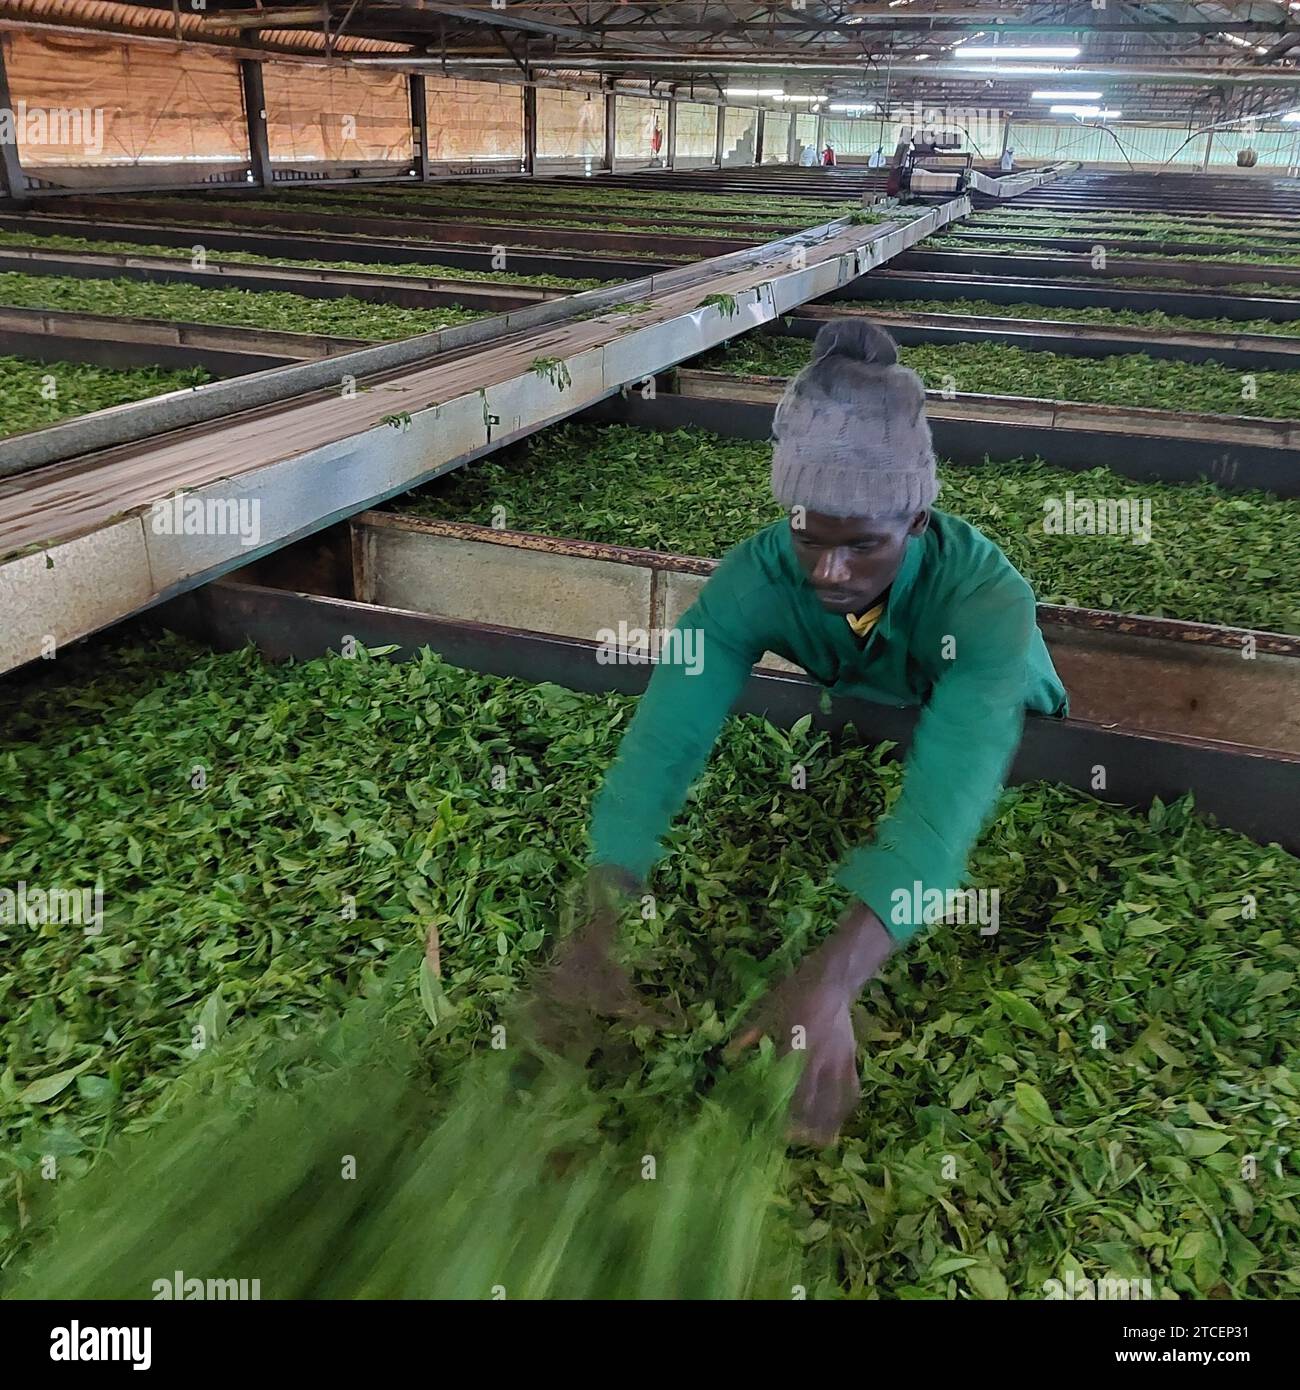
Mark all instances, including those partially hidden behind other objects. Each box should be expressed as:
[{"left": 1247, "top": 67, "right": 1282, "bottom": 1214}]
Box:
[{"left": 770, "top": 319, "right": 938, "bottom": 519}]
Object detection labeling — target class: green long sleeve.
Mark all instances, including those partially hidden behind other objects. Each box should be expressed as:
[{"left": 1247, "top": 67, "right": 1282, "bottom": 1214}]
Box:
[
  {"left": 586, "top": 513, "right": 1066, "bottom": 943},
  {"left": 833, "top": 577, "right": 1035, "bottom": 943},
  {"left": 588, "top": 562, "right": 765, "bottom": 880}
]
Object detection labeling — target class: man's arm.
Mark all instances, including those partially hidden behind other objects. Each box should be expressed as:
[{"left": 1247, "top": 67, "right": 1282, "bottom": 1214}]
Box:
[
  {"left": 732, "top": 577, "right": 1036, "bottom": 1141},
  {"left": 834, "top": 576, "right": 1036, "bottom": 944},
  {"left": 589, "top": 574, "right": 767, "bottom": 883}
]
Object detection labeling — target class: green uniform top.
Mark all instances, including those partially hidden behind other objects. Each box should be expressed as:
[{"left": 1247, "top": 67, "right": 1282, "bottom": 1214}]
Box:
[{"left": 589, "top": 509, "right": 1068, "bottom": 945}]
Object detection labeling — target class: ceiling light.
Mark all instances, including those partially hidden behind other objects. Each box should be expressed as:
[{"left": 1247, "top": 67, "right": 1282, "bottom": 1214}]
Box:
[
  {"left": 959, "top": 46, "right": 1082, "bottom": 60},
  {"left": 1050, "top": 105, "right": 1120, "bottom": 119},
  {"left": 725, "top": 87, "right": 783, "bottom": 97},
  {"left": 1033, "top": 90, "right": 1103, "bottom": 101}
]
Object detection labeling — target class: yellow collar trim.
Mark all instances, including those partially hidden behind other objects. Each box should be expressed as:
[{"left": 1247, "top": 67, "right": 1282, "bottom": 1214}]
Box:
[{"left": 845, "top": 600, "right": 886, "bottom": 639}]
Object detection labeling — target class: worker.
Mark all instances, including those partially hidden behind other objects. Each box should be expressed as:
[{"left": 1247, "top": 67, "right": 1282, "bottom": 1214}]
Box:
[
  {"left": 543, "top": 319, "right": 1068, "bottom": 1145},
  {"left": 822, "top": 144, "right": 837, "bottom": 166},
  {"left": 868, "top": 145, "right": 885, "bottom": 169},
  {"left": 650, "top": 119, "right": 664, "bottom": 164},
  {"left": 1000, "top": 146, "right": 1016, "bottom": 173},
  {"left": 799, "top": 143, "right": 818, "bottom": 167}
]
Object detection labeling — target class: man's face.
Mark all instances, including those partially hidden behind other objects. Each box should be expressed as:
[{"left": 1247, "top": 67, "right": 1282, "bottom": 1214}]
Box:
[{"left": 789, "top": 508, "right": 928, "bottom": 615}]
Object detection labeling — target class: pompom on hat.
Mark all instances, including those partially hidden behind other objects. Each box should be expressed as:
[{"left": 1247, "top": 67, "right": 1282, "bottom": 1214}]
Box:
[{"left": 770, "top": 319, "right": 939, "bottom": 519}]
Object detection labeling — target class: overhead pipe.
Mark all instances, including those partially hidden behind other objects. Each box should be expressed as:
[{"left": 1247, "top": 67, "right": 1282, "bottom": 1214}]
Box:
[{"left": 355, "top": 55, "right": 1300, "bottom": 89}]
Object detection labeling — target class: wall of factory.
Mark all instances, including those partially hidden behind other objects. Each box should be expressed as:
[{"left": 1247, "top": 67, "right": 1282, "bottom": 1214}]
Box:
[
  {"left": 762, "top": 110, "right": 792, "bottom": 163},
  {"left": 674, "top": 101, "right": 719, "bottom": 168},
  {"left": 0, "top": 30, "right": 249, "bottom": 187},
  {"left": 424, "top": 76, "right": 524, "bottom": 173},
  {"left": 263, "top": 62, "right": 413, "bottom": 169},
  {"left": 614, "top": 94, "right": 668, "bottom": 170}
]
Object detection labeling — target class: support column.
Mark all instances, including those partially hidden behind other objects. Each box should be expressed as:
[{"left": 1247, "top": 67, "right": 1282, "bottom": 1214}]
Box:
[
  {"left": 815, "top": 113, "right": 826, "bottom": 157},
  {"left": 523, "top": 83, "right": 536, "bottom": 176},
  {"left": 0, "top": 39, "right": 26, "bottom": 200},
  {"left": 605, "top": 84, "right": 617, "bottom": 174},
  {"left": 410, "top": 73, "right": 430, "bottom": 181},
  {"left": 714, "top": 104, "right": 725, "bottom": 167},
  {"left": 240, "top": 59, "right": 273, "bottom": 189},
  {"left": 666, "top": 93, "right": 677, "bottom": 169},
  {"left": 787, "top": 114, "right": 798, "bottom": 163},
  {"left": 755, "top": 108, "right": 765, "bottom": 165}
]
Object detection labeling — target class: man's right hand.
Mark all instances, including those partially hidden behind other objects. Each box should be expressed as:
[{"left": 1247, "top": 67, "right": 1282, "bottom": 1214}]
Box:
[{"left": 528, "top": 867, "right": 678, "bottom": 1042}]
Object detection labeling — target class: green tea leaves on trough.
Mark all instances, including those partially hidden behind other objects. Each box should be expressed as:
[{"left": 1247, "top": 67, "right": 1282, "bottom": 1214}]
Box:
[
  {"left": 0, "top": 355, "right": 209, "bottom": 437},
  {"left": 703, "top": 334, "right": 1300, "bottom": 419},
  {"left": 833, "top": 294, "right": 1300, "bottom": 340},
  {"left": 2, "top": 633, "right": 1298, "bottom": 1298},
  {"left": 398, "top": 422, "right": 1300, "bottom": 633},
  {"left": 0, "top": 271, "right": 485, "bottom": 342}
]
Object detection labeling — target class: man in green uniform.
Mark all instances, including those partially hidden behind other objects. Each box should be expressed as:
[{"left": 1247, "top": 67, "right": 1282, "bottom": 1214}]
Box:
[{"left": 546, "top": 318, "right": 1068, "bottom": 1144}]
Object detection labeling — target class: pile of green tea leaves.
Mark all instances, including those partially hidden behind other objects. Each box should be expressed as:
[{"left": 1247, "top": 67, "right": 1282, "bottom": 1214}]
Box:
[
  {"left": 192, "top": 191, "right": 765, "bottom": 241},
  {"left": 1107, "top": 276, "right": 1300, "bottom": 300},
  {"left": 0, "top": 272, "right": 484, "bottom": 342},
  {"left": 835, "top": 295, "right": 1300, "bottom": 340},
  {"left": 398, "top": 423, "right": 1300, "bottom": 632},
  {"left": 0, "top": 356, "right": 209, "bottom": 437},
  {"left": 0, "top": 229, "right": 602, "bottom": 290},
  {"left": 12, "top": 978, "right": 805, "bottom": 1300},
  {"left": 969, "top": 212, "right": 1300, "bottom": 248},
  {"left": 257, "top": 189, "right": 814, "bottom": 236},
  {"left": 927, "top": 234, "right": 1300, "bottom": 270},
  {"left": 218, "top": 183, "right": 864, "bottom": 224},
  {"left": 701, "top": 334, "right": 1300, "bottom": 418},
  {"left": 2, "top": 632, "right": 1297, "bottom": 1297}
]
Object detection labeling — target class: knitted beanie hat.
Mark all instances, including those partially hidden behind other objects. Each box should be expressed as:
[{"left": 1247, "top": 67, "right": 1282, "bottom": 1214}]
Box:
[{"left": 770, "top": 319, "right": 939, "bottom": 518}]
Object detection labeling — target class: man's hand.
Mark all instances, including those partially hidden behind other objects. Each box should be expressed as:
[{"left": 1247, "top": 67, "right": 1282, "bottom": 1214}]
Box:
[
  {"left": 528, "top": 866, "right": 677, "bottom": 1045},
  {"left": 729, "top": 902, "right": 895, "bottom": 1146}
]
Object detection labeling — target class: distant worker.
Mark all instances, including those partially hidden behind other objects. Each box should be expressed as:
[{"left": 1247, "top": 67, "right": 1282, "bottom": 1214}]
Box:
[
  {"left": 868, "top": 145, "right": 885, "bottom": 169},
  {"left": 650, "top": 120, "right": 663, "bottom": 164},
  {"left": 1000, "top": 146, "right": 1016, "bottom": 173},
  {"left": 799, "top": 143, "right": 819, "bottom": 167},
  {"left": 822, "top": 144, "right": 837, "bottom": 167}
]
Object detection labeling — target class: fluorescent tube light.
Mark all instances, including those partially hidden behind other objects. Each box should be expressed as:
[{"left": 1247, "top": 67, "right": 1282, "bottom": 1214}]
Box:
[{"left": 960, "top": 46, "right": 1082, "bottom": 59}]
